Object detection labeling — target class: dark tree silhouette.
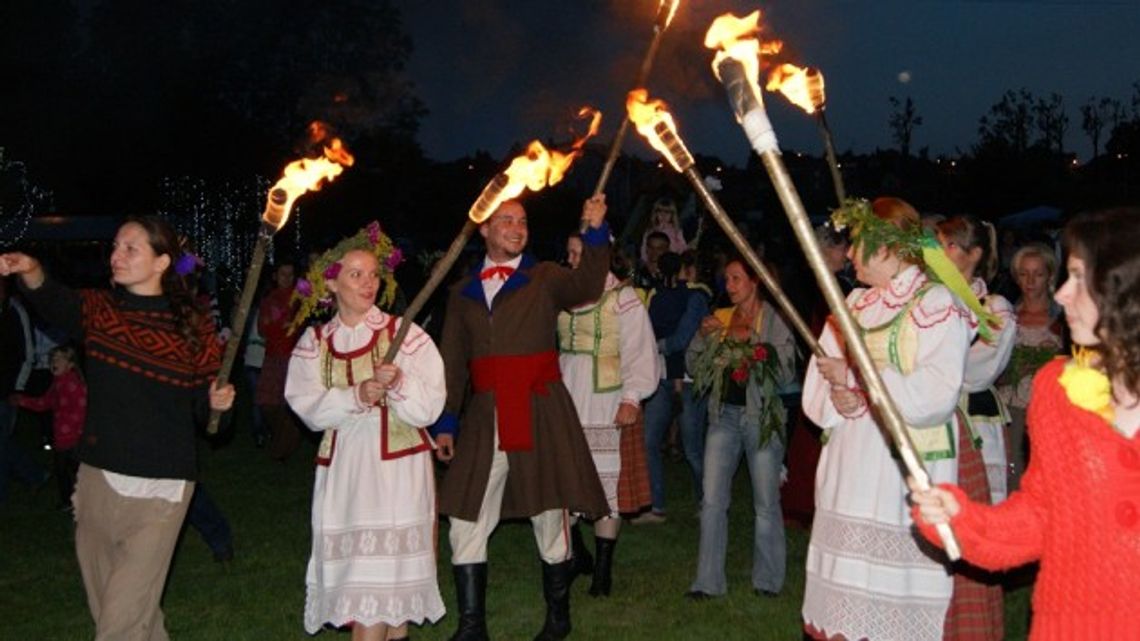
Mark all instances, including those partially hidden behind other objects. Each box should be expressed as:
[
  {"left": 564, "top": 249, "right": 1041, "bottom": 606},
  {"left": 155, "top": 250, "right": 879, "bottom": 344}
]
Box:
[{"left": 887, "top": 96, "right": 923, "bottom": 158}]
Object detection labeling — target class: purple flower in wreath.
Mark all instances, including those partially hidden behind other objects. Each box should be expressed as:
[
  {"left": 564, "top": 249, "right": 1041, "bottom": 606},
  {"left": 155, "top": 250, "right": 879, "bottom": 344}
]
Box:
[
  {"left": 366, "top": 221, "right": 382, "bottom": 245},
  {"left": 295, "top": 278, "right": 313, "bottom": 297},
  {"left": 385, "top": 247, "right": 404, "bottom": 271},
  {"left": 323, "top": 262, "right": 342, "bottom": 280},
  {"left": 174, "top": 252, "right": 203, "bottom": 276}
]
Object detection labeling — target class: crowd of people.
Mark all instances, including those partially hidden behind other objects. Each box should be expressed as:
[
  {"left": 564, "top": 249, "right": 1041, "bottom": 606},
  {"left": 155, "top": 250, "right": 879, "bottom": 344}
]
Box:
[{"left": 1, "top": 191, "right": 1137, "bottom": 641}]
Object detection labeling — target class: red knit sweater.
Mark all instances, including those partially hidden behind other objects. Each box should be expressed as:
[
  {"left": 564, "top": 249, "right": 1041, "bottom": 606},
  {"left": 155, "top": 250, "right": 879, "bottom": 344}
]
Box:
[{"left": 916, "top": 358, "right": 1140, "bottom": 641}]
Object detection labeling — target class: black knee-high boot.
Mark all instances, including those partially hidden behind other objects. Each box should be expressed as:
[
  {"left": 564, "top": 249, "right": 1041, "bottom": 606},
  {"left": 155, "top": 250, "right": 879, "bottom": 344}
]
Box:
[
  {"left": 450, "top": 563, "right": 489, "bottom": 641},
  {"left": 588, "top": 536, "right": 617, "bottom": 597},
  {"left": 569, "top": 521, "right": 593, "bottom": 580},
  {"left": 533, "top": 560, "right": 573, "bottom": 641}
]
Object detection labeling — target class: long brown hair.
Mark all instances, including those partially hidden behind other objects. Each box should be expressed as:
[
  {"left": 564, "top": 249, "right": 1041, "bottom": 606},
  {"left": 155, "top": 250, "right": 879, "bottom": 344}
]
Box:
[
  {"left": 1062, "top": 207, "right": 1140, "bottom": 399},
  {"left": 124, "top": 216, "right": 206, "bottom": 354},
  {"left": 871, "top": 197, "right": 922, "bottom": 264}
]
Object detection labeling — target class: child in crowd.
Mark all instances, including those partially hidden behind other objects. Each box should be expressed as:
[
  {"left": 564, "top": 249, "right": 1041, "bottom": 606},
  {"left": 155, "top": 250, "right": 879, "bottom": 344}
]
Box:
[{"left": 12, "top": 344, "right": 87, "bottom": 509}]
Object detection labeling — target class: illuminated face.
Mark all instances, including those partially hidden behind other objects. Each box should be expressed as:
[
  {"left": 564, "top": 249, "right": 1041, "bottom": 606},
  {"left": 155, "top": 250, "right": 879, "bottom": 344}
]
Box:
[
  {"left": 821, "top": 241, "right": 849, "bottom": 274},
  {"left": 50, "top": 352, "right": 72, "bottom": 376},
  {"left": 847, "top": 242, "right": 895, "bottom": 288},
  {"left": 274, "top": 264, "right": 296, "bottom": 290},
  {"left": 724, "top": 261, "right": 758, "bottom": 306},
  {"left": 566, "top": 236, "right": 584, "bottom": 270},
  {"left": 481, "top": 201, "right": 529, "bottom": 262},
  {"left": 1015, "top": 254, "right": 1051, "bottom": 301},
  {"left": 645, "top": 237, "right": 670, "bottom": 267},
  {"left": 110, "top": 222, "right": 169, "bottom": 295},
  {"left": 1054, "top": 255, "right": 1100, "bottom": 346},
  {"left": 326, "top": 249, "right": 379, "bottom": 322}
]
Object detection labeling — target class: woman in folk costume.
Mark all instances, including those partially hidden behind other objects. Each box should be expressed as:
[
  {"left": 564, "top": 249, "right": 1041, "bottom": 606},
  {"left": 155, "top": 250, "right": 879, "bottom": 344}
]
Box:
[
  {"left": 285, "top": 222, "right": 446, "bottom": 641},
  {"left": 557, "top": 233, "right": 659, "bottom": 597},
  {"left": 936, "top": 216, "right": 1017, "bottom": 504},
  {"left": 801, "top": 198, "right": 994, "bottom": 641},
  {"left": 683, "top": 255, "right": 796, "bottom": 600},
  {"left": 911, "top": 207, "right": 1140, "bottom": 641},
  {"left": 934, "top": 215, "right": 1016, "bottom": 641}
]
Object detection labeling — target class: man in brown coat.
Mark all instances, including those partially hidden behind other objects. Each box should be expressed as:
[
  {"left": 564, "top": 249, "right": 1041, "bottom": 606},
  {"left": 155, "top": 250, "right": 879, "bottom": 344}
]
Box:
[{"left": 434, "top": 195, "right": 610, "bottom": 641}]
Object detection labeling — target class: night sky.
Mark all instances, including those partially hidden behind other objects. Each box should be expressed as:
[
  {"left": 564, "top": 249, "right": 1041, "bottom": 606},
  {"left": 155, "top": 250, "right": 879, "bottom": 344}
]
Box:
[{"left": 400, "top": 0, "right": 1140, "bottom": 165}]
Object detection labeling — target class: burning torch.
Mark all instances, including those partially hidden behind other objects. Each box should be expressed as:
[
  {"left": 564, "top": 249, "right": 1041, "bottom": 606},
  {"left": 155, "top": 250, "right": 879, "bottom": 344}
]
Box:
[
  {"left": 591, "top": 0, "right": 681, "bottom": 201},
  {"left": 206, "top": 125, "right": 354, "bottom": 434},
  {"left": 704, "top": 11, "right": 960, "bottom": 558},
  {"left": 382, "top": 114, "right": 602, "bottom": 363},
  {"left": 767, "top": 64, "right": 846, "bottom": 206},
  {"left": 626, "top": 89, "right": 821, "bottom": 357}
]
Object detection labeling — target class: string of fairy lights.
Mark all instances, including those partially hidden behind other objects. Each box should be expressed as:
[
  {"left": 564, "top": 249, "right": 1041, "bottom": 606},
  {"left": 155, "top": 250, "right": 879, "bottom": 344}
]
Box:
[
  {"left": 158, "top": 175, "right": 303, "bottom": 293},
  {"left": 0, "top": 147, "right": 51, "bottom": 249}
]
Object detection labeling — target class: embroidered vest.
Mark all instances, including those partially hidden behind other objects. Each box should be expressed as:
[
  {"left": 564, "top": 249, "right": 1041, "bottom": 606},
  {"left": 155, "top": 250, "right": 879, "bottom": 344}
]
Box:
[
  {"left": 557, "top": 289, "right": 622, "bottom": 393},
  {"left": 860, "top": 284, "right": 956, "bottom": 461},
  {"left": 315, "top": 321, "right": 431, "bottom": 465}
]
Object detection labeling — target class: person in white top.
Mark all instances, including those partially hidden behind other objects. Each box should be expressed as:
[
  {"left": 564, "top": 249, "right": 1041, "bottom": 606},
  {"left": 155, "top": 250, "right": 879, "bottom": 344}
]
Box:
[
  {"left": 557, "top": 233, "right": 659, "bottom": 597},
  {"left": 801, "top": 198, "right": 976, "bottom": 641},
  {"left": 285, "top": 223, "right": 447, "bottom": 641}
]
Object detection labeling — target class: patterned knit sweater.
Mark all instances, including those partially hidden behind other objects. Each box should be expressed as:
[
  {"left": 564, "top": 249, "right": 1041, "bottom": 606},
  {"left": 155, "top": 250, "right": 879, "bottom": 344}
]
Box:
[
  {"left": 916, "top": 358, "right": 1140, "bottom": 641},
  {"left": 24, "top": 279, "right": 222, "bottom": 480}
]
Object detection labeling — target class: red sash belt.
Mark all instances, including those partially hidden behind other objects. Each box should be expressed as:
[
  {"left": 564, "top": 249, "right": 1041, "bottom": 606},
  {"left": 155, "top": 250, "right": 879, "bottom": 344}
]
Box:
[{"left": 469, "top": 351, "right": 561, "bottom": 451}]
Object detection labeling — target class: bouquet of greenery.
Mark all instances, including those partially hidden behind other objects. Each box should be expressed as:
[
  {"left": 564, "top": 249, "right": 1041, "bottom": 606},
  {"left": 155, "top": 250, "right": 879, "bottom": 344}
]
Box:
[{"left": 691, "top": 336, "right": 785, "bottom": 445}]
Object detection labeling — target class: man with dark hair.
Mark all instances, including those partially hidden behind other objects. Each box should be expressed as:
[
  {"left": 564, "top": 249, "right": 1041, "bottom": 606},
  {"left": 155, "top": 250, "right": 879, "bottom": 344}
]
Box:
[{"left": 434, "top": 196, "right": 611, "bottom": 641}]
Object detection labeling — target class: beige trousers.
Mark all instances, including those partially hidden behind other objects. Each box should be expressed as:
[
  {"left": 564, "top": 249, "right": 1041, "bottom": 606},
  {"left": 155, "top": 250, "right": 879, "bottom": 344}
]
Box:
[
  {"left": 74, "top": 464, "right": 193, "bottom": 641},
  {"left": 449, "top": 429, "right": 571, "bottom": 564}
]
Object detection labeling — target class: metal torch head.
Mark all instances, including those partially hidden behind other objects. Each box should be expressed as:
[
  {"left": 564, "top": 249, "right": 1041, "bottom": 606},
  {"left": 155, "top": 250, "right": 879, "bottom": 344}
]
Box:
[{"left": 261, "top": 188, "right": 289, "bottom": 231}]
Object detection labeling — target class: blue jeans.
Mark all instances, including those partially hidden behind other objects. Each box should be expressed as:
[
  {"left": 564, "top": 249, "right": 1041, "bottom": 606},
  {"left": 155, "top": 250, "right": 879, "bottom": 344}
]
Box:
[
  {"left": 679, "top": 382, "right": 708, "bottom": 505},
  {"left": 690, "top": 404, "right": 786, "bottom": 595},
  {"left": 186, "top": 484, "right": 233, "bottom": 559},
  {"left": 642, "top": 380, "right": 674, "bottom": 513}
]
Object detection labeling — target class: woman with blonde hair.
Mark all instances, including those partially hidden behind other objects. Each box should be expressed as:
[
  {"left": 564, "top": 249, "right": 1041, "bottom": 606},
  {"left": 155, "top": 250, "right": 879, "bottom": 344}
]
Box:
[{"left": 998, "top": 242, "right": 1063, "bottom": 491}]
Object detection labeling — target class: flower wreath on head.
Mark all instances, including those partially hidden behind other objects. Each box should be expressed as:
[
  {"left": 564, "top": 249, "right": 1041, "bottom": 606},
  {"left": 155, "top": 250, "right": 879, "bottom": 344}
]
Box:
[
  {"left": 288, "top": 220, "right": 404, "bottom": 334},
  {"left": 830, "top": 198, "right": 1001, "bottom": 342}
]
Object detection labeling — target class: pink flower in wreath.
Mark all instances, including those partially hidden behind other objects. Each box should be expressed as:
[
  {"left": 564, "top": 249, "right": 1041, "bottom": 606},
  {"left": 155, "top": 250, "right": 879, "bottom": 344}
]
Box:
[
  {"left": 323, "top": 262, "right": 342, "bottom": 280},
  {"left": 366, "top": 221, "right": 382, "bottom": 244},
  {"left": 385, "top": 247, "right": 404, "bottom": 270}
]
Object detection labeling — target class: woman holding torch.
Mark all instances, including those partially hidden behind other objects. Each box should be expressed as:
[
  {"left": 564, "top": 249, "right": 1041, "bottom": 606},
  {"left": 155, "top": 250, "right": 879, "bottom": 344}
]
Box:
[
  {"left": 801, "top": 198, "right": 977, "bottom": 641},
  {"left": 911, "top": 207, "right": 1140, "bottom": 641},
  {"left": 284, "top": 222, "right": 446, "bottom": 641},
  {"left": 0, "top": 217, "right": 236, "bottom": 641}
]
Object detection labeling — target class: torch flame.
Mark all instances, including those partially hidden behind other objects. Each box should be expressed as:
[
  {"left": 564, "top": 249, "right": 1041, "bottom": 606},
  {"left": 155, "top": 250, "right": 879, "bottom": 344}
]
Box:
[
  {"left": 704, "top": 11, "right": 781, "bottom": 105},
  {"left": 263, "top": 124, "right": 356, "bottom": 230},
  {"left": 766, "top": 64, "right": 826, "bottom": 114},
  {"left": 468, "top": 108, "right": 602, "bottom": 224},
  {"left": 626, "top": 89, "right": 692, "bottom": 173},
  {"left": 656, "top": 0, "right": 681, "bottom": 30}
]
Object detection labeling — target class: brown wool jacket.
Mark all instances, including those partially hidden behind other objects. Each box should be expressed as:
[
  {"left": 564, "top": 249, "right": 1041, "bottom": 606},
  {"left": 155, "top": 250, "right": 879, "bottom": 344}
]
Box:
[{"left": 436, "top": 237, "right": 611, "bottom": 521}]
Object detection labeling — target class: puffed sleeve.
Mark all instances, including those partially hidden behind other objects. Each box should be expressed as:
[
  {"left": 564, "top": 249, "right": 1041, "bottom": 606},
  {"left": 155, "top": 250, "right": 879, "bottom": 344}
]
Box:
[
  {"left": 384, "top": 318, "right": 447, "bottom": 427},
  {"left": 963, "top": 294, "right": 1016, "bottom": 392},
  {"left": 878, "top": 285, "right": 973, "bottom": 427},
  {"left": 615, "top": 287, "right": 660, "bottom": 404},
  {"left": 285, "top": 327, "right": 368, "bottom": 432}
]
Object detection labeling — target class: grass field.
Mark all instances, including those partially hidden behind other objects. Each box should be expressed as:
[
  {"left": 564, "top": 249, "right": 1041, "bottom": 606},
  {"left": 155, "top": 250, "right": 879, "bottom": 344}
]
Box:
[{"left": 1, "top": 410, "right": 1032, "bottom": 640}]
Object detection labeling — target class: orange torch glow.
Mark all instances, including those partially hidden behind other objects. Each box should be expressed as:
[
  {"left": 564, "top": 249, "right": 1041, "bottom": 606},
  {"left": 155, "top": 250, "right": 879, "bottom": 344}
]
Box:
[
  {"left": 704, "top": 11, "right": 781, "bottom": 104},
  {"left": 468, "top": 108, "right": 602, "bottom": 223},
  {"left": 626, "top": 89, "right": 694, "bottom": 173},
  {"left": 767, "top": 64, "right": 826, "bottom": 114},
  {"left": 262, "top": 123, "right": 356, "bottom": 230}
]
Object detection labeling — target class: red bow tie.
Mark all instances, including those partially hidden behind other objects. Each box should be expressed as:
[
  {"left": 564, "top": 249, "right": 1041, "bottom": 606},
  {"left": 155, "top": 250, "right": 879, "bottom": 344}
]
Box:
[{"left": 480, "top": 265, "right": 515, "bottom": 281}]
